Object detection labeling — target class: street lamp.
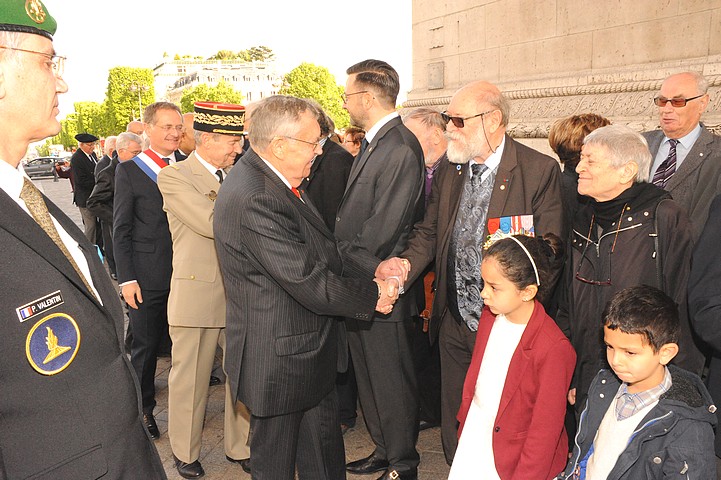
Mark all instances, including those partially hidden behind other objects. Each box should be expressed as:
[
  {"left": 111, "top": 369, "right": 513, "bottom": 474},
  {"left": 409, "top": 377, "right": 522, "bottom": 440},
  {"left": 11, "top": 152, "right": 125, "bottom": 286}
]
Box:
[{"left": 129, "top": 82, "right": 150, "bottom": 120}]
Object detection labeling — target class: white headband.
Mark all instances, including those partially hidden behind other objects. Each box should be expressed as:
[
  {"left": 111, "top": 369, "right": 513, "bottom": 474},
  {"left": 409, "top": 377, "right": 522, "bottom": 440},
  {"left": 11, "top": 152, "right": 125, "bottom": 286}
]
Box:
[{"left": 508, "top": 236, "right": 540, "bottom": 286}]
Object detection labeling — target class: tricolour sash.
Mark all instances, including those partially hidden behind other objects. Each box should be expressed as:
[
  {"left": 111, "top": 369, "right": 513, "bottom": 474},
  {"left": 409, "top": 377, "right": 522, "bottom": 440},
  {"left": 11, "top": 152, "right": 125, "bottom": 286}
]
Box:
[{"left": 131, "top": 149, "right": 169, "bottom": 183}]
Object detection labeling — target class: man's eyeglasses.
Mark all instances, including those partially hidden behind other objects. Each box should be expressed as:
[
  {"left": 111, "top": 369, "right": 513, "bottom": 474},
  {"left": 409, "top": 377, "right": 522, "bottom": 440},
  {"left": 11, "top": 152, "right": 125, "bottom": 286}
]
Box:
[
  {"left": 282, "top": 136, "right": 321, "bottom": 150},
  {"left": 653, "top": 94, "right": 705, "bottom": 108},
  {"left": 341, "top": 91, "right": 368, "bottom": 103},
  {"left": 0, "top": 45, "right": 65, "bottom": 77},
  {"left": 441, "top": 109, "right": 495, "bottom": 128},
  {"left": 120, "top": 148, "right": 142, "bottom": 156},
  {"left": 153, "top": 124, "right": 184, "bottom": 133}
]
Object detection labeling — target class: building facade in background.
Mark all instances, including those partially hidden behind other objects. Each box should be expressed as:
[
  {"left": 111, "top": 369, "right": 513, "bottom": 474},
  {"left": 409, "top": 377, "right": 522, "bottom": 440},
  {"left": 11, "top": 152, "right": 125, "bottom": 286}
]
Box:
[
  {"left": 407, "top": 0, "right": 721, "bottom": 154},
  {"left": 153, "top": 58, "right": 283, "bottom": 105}
]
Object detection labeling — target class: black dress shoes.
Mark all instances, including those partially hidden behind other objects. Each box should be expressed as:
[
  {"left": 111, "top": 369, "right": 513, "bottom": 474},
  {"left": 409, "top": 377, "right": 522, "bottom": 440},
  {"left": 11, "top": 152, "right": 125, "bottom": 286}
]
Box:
[
  {"left": 376, "top": 469, "right": 418, "bottom": 480},
  {"left": 173, "top": 455, "right": 205, "bottom": 479},
  {"left": 142, "top": 413, "right": 160, "bottom": 439},
  {"left": 346, "top": 453, "right": 389, "bottom": 474},
  {"left": 226, "top": 455, "right": 251, "bottom": 474}
]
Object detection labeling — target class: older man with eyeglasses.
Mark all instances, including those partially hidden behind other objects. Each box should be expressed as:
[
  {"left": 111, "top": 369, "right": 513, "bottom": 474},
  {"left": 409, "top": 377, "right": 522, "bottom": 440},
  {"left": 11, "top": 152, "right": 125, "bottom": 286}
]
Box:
[
  {"left": 642, "top": 71, "right": 721, "bottom": 243},
  {"left": 379, "top": 80, "right": 564, "bottom": 465},
  {"left": 0, "top": 0, "right": 166, "bottom": 477}
]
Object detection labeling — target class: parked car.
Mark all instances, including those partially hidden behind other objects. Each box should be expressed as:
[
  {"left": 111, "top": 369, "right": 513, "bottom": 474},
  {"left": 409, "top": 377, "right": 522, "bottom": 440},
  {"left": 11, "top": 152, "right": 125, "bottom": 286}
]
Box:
[{"left": 24, "top": 157, "right": 68, "bottom": 178}]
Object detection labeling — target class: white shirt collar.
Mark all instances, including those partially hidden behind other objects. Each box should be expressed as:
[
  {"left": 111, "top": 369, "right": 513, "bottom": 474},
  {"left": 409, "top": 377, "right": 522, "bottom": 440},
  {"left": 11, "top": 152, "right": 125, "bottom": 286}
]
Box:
[
  {"left": 364, "top": 111, "right": 399, "bottom": 143},
  {"left": 193, "top": 151, "right": 222, "bottom": 177},
  {"left": 259, "top": 155, "right": 292, "bottom": 190}
]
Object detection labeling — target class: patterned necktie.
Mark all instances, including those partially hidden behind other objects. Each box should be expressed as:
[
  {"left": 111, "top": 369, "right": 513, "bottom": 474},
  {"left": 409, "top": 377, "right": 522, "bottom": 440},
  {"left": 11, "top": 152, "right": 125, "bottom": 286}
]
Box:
[
  {"left": 652, "top": 139, "right": 678, "bottom": 188},
  {"left": 447, "top": 163, "right": 495, "bottom": 331},
  {"left": 20, "top": 177, "right": 94, "bottom": 294},
  {"left": 216, "top": 169, "right": 224, "bottom": 184}
]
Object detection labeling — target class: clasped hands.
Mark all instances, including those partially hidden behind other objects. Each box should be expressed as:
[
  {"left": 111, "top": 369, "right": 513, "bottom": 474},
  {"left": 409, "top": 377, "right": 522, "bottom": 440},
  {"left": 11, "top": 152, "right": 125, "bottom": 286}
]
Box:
[{"left": 373, "top": 257, "right": 411, "bottom": 315}]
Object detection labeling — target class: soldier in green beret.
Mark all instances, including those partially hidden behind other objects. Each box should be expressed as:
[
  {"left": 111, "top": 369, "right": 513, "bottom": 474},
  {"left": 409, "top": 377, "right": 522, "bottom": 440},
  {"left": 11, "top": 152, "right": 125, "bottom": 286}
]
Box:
[{"left": 0, "top": 1, "right": 166, "bottom": 478}]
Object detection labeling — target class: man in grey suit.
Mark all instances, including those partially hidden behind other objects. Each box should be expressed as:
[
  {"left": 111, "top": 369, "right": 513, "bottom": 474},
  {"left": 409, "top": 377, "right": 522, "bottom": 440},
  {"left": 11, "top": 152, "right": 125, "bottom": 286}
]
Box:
[
  {"left": 337, "top": 59, "right": 425, "bottom": 480},
  {"left": 214, "top": 95, "right": 399, "bottom": 480},
  {"left": 644, "top": 71, "right": 721, "bottom": 242}
]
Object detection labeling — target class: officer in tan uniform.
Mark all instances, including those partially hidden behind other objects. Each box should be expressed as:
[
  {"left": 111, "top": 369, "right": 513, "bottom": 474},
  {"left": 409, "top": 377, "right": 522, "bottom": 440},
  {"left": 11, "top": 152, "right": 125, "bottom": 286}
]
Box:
[{"left": 158, "top": 102, "right": 251, "bottom": 478}]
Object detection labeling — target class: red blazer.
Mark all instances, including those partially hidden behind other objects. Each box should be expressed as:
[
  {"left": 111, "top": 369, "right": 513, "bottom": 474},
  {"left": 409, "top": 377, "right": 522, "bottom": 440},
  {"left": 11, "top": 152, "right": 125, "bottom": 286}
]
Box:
[{"left": 457, "top": 301, "right": 576, "bottom": 480}]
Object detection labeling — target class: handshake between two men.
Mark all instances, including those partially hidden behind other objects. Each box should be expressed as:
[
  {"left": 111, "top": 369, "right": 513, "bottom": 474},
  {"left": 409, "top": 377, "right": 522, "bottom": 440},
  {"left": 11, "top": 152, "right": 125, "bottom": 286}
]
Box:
[{"left": 373, "top": 257, "right": 412, "bottom": 315}]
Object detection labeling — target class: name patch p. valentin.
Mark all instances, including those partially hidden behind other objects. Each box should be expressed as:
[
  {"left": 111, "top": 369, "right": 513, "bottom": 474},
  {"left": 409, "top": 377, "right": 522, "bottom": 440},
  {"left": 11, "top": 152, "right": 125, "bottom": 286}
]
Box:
[{"left": 16, "top": 290, "right": 64, "bottom": 322}]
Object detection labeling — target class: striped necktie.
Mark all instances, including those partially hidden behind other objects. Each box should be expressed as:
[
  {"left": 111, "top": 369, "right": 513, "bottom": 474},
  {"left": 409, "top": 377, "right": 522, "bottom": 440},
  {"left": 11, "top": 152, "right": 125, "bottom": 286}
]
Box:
[
  {"left": 20, "top": 177, "right": 94, "bottom": 294},
  {"left": 652, "top": 139, "right": 678, "bottom": 188}
]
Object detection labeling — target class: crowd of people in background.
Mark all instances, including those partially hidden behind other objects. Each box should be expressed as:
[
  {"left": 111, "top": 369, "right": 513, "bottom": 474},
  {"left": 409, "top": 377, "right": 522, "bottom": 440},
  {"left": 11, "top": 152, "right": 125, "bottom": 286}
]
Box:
[{"left": 4, "top": 1, "right": 721, "bottom": 479}]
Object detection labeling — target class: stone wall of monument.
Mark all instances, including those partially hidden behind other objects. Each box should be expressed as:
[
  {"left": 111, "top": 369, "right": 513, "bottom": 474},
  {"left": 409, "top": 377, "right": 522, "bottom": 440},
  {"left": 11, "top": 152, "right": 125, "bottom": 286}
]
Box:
[{"left": 406, "top": 0, "right": 721, "bottom": 155}]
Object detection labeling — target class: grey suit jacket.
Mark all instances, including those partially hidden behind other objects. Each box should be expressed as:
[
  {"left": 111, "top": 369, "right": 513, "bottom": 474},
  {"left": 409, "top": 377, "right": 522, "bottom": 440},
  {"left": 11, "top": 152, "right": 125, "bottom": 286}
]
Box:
[
  {"left": 214, "top": 149, "right": 379, "bottom": 416},
  {"left": 334, "top": 116, "right": 426, "bottom": 322},
  {"left": 401, "top": 135, "right": 564, "bottom": 342},
  {"left": 644, "top": 125, "right": 721, "bottom": 242}
]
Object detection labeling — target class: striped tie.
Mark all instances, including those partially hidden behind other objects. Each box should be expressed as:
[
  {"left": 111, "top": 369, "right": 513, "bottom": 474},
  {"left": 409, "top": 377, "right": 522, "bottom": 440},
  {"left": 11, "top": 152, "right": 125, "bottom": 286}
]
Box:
[
  {"left": 652, "top": 139, "right": 678, "bottom": 188},
  {"left": 20, "top": 178, "right": 94, "bottom": 294}
]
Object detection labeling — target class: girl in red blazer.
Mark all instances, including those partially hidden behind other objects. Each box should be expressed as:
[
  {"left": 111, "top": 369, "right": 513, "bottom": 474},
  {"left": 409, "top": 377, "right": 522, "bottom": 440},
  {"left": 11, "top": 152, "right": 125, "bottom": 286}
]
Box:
[{"left": 450, "top": 234, "right": 576, "bottom": 480}]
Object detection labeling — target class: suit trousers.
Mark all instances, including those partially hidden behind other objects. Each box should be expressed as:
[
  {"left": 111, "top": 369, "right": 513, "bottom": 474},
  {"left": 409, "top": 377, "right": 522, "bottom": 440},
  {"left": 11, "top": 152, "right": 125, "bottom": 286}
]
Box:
[
  {"left": 100, "top": 219, "right": 116, "bottom": 275},
  {"left": 78, "top": 206, "right": 97, "bottom": 243},
  {"left": 438, "top": 309, "right": 477, "bottom": 465},
  {"left": 168, "top": 326, "right": 250, "bottom": 463},
  {"left": 347, "top": 317, "right": 420, "bottom": 473},
  {"left": 249, "top": 388, "right": 344, "bottom": 480},
  {"left": 128, "top": 287, "right": 169, "bottom": 413}
]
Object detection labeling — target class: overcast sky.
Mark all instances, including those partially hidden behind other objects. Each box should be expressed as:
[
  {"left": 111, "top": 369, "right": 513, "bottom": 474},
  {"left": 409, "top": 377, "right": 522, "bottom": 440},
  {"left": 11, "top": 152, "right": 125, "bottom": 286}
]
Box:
[{"left": 44, "top": 0, "right": 413, "bottom": 119}]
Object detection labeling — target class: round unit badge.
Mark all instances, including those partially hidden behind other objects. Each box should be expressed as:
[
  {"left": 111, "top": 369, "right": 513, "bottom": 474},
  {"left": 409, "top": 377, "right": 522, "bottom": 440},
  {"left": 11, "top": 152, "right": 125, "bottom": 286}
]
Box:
[{"left": 26, "top": 313, "right": 80, "bottom": 375}]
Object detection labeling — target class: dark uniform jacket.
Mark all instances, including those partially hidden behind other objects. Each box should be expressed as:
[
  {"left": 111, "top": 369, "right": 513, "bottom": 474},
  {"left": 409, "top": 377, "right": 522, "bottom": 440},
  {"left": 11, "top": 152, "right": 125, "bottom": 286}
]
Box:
[
  {"left": 558, "top": 366, "right": 716, "bottom": 480},
  {"left": 0, "top": 188, "right": 165, "bottom": 479},
  {"left": 69, "top": 149, "right": 96, "bottom": 208}
]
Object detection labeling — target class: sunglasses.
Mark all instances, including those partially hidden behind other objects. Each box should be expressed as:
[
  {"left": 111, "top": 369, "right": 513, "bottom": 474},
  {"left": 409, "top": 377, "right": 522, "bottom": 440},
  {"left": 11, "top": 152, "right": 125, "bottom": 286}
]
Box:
[
  {"left": 441, "top": 109, "right": 495, "bottom": 128},
  {"left": 653, "top": 94, "right": 705, "bottom": 108}
]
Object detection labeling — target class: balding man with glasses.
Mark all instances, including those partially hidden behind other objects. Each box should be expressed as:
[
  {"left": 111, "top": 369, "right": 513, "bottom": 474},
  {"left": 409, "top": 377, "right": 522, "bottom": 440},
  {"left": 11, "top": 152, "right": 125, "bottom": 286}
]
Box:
[
  {"left": 643, "top": 71, "right": 721, "bottom": 243},
  {"left": 380, "top": 80, "right": 563, "bottom": 464}
]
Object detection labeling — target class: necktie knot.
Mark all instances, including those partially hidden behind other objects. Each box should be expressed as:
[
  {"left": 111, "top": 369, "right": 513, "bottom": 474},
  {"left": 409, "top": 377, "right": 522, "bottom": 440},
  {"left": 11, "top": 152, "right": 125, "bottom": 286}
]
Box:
[
  {"left": 215, "top": 169, "right": 224, "bottom": 184},
  {"left": 652, "top": 139, "right": 679, "bottom": 188},
  {"left": 291, "top": 187, "right": 302, "bottom": 199},
  {"left": 162, "top": 157, "right": 170, "bottom": 165},
  {"left": 470, "top": 163, "right": 487, "bottom": 177}
]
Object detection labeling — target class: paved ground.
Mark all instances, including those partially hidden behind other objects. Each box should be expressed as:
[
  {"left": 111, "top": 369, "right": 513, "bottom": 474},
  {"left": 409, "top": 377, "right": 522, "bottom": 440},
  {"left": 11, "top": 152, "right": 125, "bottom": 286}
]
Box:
[{"left": 36, "top": 175, "right": 451, "bottom": 480}]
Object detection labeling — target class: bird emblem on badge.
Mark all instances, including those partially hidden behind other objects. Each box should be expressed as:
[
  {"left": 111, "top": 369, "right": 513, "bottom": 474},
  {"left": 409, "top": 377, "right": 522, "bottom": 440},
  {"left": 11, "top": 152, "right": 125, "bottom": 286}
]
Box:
[{"left": 43, "top": 326, "right": 71, "bottom": 364}]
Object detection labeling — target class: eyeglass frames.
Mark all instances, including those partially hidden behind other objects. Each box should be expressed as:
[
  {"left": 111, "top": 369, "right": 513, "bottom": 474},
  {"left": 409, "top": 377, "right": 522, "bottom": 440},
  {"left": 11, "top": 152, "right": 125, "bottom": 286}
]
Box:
[
  {"left": 0, "top": 45, "right": 65, "bottom": 77},
  {"left": 281, "top": 136, "right": 321, "bottom": 150},
  {"left": 574, "top": 207, "right": 627, "bottom": 286},
  {"left": 341, "top": 91, "right": 368, "bottom": 103},
  {"left": 441, "top": 109, "right": 496, "bottom": 128},
  {"left": 653, "top": 94, "right": 705, "bottom": 108}
]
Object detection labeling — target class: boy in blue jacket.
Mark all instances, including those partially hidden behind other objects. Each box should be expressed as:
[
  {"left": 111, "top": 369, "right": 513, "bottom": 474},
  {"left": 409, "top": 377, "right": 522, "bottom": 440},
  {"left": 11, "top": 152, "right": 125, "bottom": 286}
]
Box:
[{"left": 558, "top": 285, "right": 716, "bottom": 479}]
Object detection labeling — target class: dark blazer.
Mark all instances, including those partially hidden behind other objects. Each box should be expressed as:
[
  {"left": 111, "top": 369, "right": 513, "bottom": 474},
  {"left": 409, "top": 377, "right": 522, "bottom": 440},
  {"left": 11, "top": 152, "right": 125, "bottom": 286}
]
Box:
[
  {"left": 303, "top": 139, "right": 353, "bottom": 232},
  {"left": 689, "top": 193, "right": 721, "bottom": 456},
  {"left": 113, "top": 150, "right": 184, "bottom": 289},
  {"left": 457, "top": 302, "right": 575, "bottom": 479},
  {"left": 334, "top": 116, "right": 426, "bottom": 321},
  {"left": 214, "top": 149, "right": 379, "bottom": 417},
  {"left": 0, "top": 187, "right": 165, "bottom": 479},
  {"left": 70, "top": 149, "right": 96, "bottom": 207},
  {"left": 95, "top": 153, "right": 112, "bottom": 179},
  {"left": 643, "top": 125, "right": 721, "bottom": 242},
  {"left": 87, "top": 157, "right": 118, "bottom": 224},
  {"left": 402, "top": 135, "right": 564, "bottom": 341}
]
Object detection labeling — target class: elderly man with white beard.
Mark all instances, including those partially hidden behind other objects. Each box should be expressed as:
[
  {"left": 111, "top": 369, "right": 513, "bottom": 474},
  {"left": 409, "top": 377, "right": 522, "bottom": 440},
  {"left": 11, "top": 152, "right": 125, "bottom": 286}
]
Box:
[{"left": 378, "top": 80, "right": 564, "bottom": 464}]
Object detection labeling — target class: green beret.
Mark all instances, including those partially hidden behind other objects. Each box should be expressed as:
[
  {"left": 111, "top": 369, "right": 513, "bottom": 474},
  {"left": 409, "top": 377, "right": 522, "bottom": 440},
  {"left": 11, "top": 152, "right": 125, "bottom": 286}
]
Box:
[{"left": 0, "top": 0, "right": 57, "bottom": 40}]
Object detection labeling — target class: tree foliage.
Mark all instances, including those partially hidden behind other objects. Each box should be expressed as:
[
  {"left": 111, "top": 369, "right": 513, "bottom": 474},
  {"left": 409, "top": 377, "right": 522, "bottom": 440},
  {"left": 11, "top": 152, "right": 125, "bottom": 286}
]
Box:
[
  {"left": 207, "top": 46, "right": 275, "bottom": 62},
  {"left": 280, "top": 62, "right": 349, "bottom": 129},
  {"left": 50, "top": 113, "right": 79, "bottom": 149},
  {"left": 179, "top": 80, "right": 244, "bottom": 113},
  {"left": 104, "top": 67, "right": 155, "bottom": 133}
]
